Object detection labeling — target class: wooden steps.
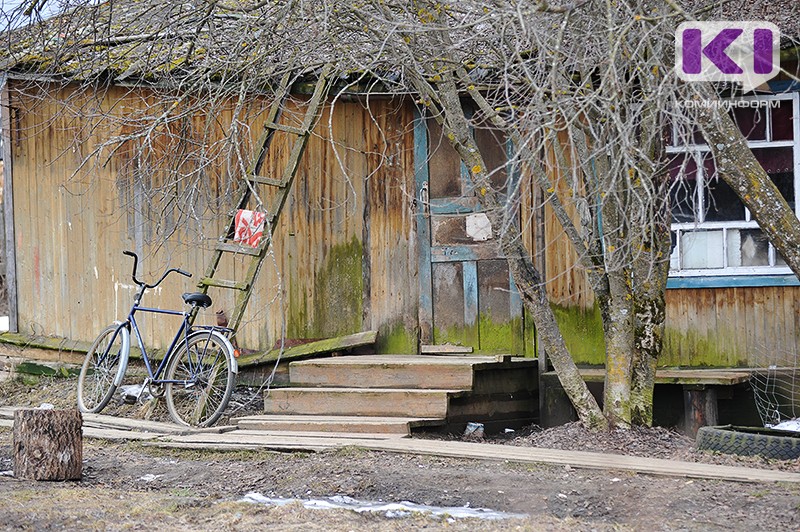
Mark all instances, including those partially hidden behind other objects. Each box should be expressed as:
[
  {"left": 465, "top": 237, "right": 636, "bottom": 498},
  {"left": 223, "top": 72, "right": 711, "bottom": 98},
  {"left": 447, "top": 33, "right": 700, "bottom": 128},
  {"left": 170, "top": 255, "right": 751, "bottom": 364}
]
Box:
[
  {"left": 255, "top": 354, "right": 538, "bottom": 436},
  {"left": 288, "top": 354, "right": 480, "bottom": 389},
  {"left": 234, "top": 414, "right": 441, "bottom": 435},
  {"left": 264, "top": 387, "right": 463, "bottom": 418}
]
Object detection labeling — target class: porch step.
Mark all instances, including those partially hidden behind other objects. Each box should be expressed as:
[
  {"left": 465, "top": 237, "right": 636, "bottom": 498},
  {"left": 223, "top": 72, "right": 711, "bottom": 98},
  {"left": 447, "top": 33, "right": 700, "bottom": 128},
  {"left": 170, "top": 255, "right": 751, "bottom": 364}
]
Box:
[
  {"left": 289, "top": 354, "right": 480, "bottom": 390},
  {"left": 264, "top": 387, "right": 463, "bottom": 418},
  {"left": 233, "top": 414, "right": 444, "bottom": 435}
]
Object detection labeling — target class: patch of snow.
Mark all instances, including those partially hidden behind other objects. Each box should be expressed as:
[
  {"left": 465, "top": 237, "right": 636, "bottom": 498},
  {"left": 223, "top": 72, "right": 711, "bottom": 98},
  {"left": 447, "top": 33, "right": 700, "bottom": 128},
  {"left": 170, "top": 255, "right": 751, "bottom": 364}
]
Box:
[
  {"left": 137, "top": 474, "right": 161, "bottom": 483},
  {"left": 240, "top": 493, "right": 527, "bottom": 520},
  {"left": 769, "top": 418, "right": 800, "bottom": 433}
]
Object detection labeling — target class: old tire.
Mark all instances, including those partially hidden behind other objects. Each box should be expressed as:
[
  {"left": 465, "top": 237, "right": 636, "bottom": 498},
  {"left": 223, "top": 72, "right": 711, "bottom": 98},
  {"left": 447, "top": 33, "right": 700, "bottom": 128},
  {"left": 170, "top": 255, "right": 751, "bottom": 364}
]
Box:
[{"left": 696, "top": 425, "right": 800, "bottom": 460}]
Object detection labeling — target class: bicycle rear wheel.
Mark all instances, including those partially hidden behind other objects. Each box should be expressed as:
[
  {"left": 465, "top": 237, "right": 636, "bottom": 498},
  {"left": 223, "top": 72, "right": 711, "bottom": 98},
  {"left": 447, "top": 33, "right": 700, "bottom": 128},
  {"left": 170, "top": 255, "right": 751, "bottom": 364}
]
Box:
[
  {"left": 164, "top": 331, "right": 235, "bottom": 427},
  {"left": 77, "top": 324, "right": 130, "bottom": 413}
]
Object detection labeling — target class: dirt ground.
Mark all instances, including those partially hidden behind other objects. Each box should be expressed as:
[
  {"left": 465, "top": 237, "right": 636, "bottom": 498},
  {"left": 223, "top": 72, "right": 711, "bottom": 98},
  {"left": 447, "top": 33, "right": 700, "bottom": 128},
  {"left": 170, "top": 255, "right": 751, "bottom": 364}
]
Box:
[{"left": 1, "top": 376, "right": 799, "bottom": 531}]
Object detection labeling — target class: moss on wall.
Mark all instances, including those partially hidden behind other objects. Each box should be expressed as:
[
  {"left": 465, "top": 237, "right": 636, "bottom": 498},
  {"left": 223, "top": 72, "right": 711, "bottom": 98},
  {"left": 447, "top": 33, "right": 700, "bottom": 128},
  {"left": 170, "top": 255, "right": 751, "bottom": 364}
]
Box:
[
  {"left": 375, "top": 322, "right": 419, "bottom": 354},
  {"left": 287, "top": 237, "right": 364, "bottom": 339},
  {"left": 551, "top": 302, "right": 605, "bottom": 365}
]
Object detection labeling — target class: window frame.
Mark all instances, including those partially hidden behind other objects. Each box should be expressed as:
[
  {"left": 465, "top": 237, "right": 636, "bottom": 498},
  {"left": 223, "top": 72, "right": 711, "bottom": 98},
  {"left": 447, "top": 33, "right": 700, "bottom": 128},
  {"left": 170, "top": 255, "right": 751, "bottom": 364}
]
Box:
[{"left": 666, "top": 91, "right": 800, "bottom": 278}]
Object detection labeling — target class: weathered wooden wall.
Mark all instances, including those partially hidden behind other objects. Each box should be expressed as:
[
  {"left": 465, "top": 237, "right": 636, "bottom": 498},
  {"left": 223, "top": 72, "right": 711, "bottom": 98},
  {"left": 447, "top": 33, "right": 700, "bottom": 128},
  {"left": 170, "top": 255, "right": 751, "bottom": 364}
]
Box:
[
  {"left": 664, "top": 286, "right": 800, "bottom": 368},
  {"left": 520, "top": 138, "right": 800, "bottom": 368},
  {"left": 7, "top": 81, "right": 418, "bottom": 352}
]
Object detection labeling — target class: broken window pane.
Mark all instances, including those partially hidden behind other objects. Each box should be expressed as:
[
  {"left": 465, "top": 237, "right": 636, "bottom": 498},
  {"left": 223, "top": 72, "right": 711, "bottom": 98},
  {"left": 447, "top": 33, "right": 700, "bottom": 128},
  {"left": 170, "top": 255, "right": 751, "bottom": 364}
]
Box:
[
  {"left": 739, "top": 229, "right": 770, "bottom": 267},
  {"left": 669, "top": 231, "right": 680, "bottom": 270}
]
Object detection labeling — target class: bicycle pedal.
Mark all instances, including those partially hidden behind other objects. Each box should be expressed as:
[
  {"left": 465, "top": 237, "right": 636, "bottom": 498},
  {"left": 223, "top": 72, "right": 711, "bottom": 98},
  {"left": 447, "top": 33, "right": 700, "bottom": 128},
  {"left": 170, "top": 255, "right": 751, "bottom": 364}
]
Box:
[{"left": 122, "top": 393, "right": 138, "bottom": 405}]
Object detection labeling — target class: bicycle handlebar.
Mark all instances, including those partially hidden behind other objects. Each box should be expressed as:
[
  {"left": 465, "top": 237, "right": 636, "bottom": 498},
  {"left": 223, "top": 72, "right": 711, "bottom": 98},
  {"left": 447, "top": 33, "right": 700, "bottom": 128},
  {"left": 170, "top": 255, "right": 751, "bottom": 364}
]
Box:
[{"left": 123, "top": 251, "right": 192, "bottom": 290}]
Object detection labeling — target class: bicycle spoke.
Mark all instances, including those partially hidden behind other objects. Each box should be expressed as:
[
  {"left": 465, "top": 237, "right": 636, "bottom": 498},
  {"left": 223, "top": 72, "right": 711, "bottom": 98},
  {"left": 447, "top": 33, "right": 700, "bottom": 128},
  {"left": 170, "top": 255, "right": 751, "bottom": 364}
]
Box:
[
  {"left": 78, "top": 325, "right": 128, "bottom": 414},
  {"left": 165, "top": 332, "right": 234, "bottom": 427}
]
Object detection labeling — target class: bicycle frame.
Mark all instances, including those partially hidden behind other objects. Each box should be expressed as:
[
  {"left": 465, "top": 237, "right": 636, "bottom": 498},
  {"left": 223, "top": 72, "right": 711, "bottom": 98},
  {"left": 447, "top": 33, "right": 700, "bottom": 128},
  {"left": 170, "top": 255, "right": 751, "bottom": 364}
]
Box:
[
  {"left": 127, "top": 302, "right": 190, "bottom": 384},
  {"left": 120, "top": 273, "right": 233, "bottom": 385}
]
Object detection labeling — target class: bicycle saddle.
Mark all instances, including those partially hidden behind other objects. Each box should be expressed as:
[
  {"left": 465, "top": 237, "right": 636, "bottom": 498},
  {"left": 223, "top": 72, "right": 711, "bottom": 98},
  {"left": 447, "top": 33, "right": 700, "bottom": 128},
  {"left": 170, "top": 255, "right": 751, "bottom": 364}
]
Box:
[{"left": 182, "top": 292, "right": 213, "bottom": 308}]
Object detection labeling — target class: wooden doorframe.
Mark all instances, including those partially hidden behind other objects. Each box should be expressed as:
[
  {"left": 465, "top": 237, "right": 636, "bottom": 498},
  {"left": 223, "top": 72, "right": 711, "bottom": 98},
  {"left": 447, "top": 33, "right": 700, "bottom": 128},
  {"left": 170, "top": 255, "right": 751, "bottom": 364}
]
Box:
[
  {"left": 414, "top": 109, "right": 434, "bottom": 344},
  {"left": 413, "top": 107, "right": 525, "bottom": 353}
]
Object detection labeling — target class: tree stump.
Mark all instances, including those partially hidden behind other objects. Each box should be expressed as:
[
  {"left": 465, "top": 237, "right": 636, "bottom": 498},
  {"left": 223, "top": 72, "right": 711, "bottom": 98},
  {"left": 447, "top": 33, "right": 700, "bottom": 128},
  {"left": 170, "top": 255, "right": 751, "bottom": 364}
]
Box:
[{"left": 13, "top": 408, "right": 82, "bottom": 480}]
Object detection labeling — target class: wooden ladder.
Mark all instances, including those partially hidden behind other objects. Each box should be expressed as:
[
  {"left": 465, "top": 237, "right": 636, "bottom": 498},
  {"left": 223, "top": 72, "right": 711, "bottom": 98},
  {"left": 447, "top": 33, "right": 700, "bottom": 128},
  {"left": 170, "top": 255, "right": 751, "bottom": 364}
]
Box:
[{"left": 191, "top": 65, "right": 333, "bottom": 333}]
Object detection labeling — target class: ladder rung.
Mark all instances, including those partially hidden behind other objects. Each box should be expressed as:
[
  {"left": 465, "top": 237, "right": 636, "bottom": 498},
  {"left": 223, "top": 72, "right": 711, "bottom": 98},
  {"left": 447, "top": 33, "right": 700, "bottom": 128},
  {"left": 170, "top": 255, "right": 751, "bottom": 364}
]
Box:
[
  {"left": 216, "top": 242, "right": 261, "bottom": 256},
  {"left": 247, "top": 174, "right": 286, "bottom": 187},
  {"left": 266, "top": 122, "right": 306, "bottom": 135},
  {"left": 198, "top": 277, "right": 250, "bottom": 291}
]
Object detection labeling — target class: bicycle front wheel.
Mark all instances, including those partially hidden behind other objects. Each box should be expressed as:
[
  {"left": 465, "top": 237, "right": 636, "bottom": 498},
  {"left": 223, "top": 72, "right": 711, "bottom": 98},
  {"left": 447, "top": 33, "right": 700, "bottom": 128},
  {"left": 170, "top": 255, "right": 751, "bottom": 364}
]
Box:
[
  {"left": 164, "top": 331, "right": 235, "bottom": 427},
  {"left": 77, "top": 324, "right": 130, "bottom": 413}
]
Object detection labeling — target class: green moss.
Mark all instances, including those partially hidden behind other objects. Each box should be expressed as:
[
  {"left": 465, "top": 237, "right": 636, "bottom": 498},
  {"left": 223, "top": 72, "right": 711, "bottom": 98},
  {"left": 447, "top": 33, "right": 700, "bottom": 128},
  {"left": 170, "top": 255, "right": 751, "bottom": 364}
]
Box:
[
  {"left": 375, "top": 322, "right": 418, "bottom": 354},
  {"left": 431, "top": 313, "right": 525, "bottom": 354},
  {"left": 551, "top": 302, "right": 605, "bottom": 365},
  {"left": 662, "top": 325, "right": 747, "bottom": 368},
  {"left": 287, "top": 237, "right": 364, "bottom": 339},
  {"left": 478, "top": 313, "right": 523, "bottom": 354}
]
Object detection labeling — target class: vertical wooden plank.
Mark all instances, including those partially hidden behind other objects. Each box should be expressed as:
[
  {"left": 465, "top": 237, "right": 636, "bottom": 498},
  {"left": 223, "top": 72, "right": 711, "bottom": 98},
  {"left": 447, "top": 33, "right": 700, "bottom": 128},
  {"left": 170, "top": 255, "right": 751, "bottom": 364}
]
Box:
[
  {"left": 462, "top": 259, "right": 478, "bottom": 347},
  {"left": 1, "top": 76, "right": 17, "bottom": 332},
  {"left": 414, "top": 107, "right": 432, "bottom": 345},
  {"left": 714, "top": 287, "right": 734, "bottom": 367},
  {"left": 763, "top": 286, "right": 778, "bottom": 363},
  {"left": 508, "top": 273, "right": 524, "bottom": 356},
  {"left": 729, "top": 286, "right": 743, "bottom": 366},
  {"left": 700, "top": 288, "right": 716, "bottom": 366},
  {"left": 785, "top": 287, "right": 798, "bottom": 366},
  {"left": 743, "top": 288, "right": 756, "bottom": 366}
]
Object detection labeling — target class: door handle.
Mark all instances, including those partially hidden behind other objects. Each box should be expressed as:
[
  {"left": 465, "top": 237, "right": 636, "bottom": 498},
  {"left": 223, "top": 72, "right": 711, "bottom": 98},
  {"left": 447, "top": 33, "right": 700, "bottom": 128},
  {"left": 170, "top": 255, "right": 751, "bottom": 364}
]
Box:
[{"left": 420, "top": 181, "right": 430, "bottom": 218}]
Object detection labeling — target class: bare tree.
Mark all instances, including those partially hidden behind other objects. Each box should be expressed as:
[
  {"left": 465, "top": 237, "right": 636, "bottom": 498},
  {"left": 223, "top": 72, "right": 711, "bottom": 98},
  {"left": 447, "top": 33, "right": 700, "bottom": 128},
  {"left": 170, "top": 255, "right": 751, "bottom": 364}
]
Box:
[{"left": 2, "top": 0, "right": 798, "bottom": 428}]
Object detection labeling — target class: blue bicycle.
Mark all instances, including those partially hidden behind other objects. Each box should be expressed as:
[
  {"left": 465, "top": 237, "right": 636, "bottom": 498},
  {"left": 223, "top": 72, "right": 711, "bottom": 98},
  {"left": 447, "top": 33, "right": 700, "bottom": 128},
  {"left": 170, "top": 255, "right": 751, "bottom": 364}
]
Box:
[{"left": 77, "top": 251, "right": 238, "bottom": 427}]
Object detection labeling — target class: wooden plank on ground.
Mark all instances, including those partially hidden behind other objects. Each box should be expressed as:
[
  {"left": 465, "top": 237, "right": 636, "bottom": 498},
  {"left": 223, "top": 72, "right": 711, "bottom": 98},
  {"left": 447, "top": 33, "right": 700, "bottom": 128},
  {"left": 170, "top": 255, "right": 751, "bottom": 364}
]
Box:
[
  {"left": 143, "top": 430, "right": 800, "bottom": 484},
  {"left": 83, "top": 426, "right": 162, "bottom": 441},
  {"left": 234, "top": 430, "right": 408, "bottom": 440},
  {"left": 81, "top": 413, "right": 184, "bottom": 434},
  {"left": 143, "top": 441, "right": 285, "bottom": 452},
  {"left": 237, "top": 330, "right": 379, "bottom": 367},
  {"left": 360, "top": 439, "right": 800, "bottom": 484}
]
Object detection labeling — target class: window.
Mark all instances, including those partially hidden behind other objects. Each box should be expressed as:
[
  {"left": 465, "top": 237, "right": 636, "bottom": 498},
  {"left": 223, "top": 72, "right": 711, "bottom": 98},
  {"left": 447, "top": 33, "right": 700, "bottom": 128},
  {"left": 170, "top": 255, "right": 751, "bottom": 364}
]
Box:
[{"left": 667, "top": 93, "right": 800, "bottom": 277}]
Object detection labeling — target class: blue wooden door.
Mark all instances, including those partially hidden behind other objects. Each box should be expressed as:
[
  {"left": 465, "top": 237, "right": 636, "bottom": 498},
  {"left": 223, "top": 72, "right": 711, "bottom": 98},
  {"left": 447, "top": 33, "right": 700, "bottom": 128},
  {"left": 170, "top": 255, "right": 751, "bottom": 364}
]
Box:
[{"left": 414, "top": 111, "right": 525, "bottom": 354}]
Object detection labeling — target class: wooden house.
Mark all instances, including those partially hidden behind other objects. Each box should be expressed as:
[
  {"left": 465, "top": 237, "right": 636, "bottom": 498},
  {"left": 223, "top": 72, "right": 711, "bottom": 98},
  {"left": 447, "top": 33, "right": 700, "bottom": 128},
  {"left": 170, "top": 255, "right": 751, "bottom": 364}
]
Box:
[{"left": 0, "top": 2, "right": 799, "bottom": 429}]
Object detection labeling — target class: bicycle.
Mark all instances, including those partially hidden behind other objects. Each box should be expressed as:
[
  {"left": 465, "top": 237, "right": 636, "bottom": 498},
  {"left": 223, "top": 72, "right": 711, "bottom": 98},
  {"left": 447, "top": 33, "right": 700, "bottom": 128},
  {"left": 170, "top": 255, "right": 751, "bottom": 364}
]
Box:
[{"left": 77, "top": 250, "right": 238, "bottom": 427}]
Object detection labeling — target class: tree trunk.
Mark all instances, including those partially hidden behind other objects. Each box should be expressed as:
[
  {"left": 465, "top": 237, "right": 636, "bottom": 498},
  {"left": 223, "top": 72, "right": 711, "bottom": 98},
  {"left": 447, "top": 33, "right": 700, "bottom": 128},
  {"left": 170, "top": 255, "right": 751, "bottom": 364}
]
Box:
[
  {"left": 13, "top": 408, "right": 83, "bottom": 481},
  {"left": 693, "top": 87, "right": 800, "bottom": 280},
  {"left": 602, "top": 269, "right": 634, "bottom": 428}
]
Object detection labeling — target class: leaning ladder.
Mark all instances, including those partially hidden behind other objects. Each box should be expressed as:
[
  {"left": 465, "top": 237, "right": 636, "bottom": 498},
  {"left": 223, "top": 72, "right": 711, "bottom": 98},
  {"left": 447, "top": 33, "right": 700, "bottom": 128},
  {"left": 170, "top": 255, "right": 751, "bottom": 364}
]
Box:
[{"left": 191, "top": 65, "right": 333, "bottom": 333}]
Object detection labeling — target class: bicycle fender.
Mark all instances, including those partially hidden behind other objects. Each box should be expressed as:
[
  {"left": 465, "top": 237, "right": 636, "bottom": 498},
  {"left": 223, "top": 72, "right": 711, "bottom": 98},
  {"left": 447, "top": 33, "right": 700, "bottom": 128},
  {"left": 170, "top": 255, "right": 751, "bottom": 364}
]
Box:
[
  {"left": 187, "top": 330, "right": 238, "bottom": 374},
  {"left": 111, "top": 321, "right": 131, "bottom": 386}
]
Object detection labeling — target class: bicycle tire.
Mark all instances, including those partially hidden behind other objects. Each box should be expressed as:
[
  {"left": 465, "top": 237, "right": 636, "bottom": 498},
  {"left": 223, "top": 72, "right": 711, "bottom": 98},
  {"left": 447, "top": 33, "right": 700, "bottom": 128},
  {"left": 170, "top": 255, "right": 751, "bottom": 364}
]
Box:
[
  {"left": 696, "top": 425, "right": 800, "bottom": 460},
  {"left": 77, "top": 323, "right": 130, "bottom": 413},
  {"left": 164, "top": 330, "right": 236, "bottom": 427}
]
